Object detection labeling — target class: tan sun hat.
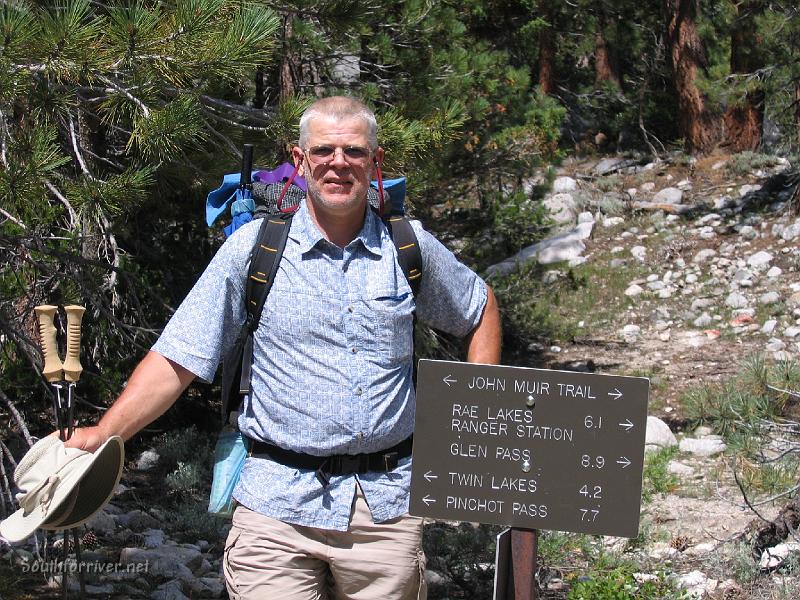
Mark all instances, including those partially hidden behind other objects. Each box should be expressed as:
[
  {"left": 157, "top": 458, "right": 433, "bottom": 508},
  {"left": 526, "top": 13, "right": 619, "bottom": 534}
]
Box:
[{"left": 0, "top": 435, "right": 124, "bottom": 543}]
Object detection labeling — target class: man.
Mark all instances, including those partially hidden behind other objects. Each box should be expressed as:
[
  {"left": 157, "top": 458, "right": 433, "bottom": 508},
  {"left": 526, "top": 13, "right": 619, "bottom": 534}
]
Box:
[{"left": 66, "top": 96, "right": 501, "bottom": 599}]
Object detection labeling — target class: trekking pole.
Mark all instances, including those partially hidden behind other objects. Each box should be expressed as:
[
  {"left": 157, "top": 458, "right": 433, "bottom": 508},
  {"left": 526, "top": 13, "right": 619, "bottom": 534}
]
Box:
[
  {"left": 63, "top": 305, "right": 87, "bottom": 600},
  {"left": 34, "top": 305, "right": 87, "bottom": 599}
]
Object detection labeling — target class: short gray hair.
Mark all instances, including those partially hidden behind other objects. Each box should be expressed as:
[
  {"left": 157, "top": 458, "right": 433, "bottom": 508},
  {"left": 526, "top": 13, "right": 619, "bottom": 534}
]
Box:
[{"left": 299, "top": 96, "right": 378, "bottom": 150}]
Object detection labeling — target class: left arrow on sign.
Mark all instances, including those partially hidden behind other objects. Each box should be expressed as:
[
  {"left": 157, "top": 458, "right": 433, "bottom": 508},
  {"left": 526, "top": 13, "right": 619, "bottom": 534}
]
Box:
[
  {"left": 422, "top": 495, "right": 437, "bottom": 506},
  {"left": 424, "top": 471, "right": 438, "bottom": 482},
  {"left": 443, "top": 375, "right": 457, "bottom": 387}
]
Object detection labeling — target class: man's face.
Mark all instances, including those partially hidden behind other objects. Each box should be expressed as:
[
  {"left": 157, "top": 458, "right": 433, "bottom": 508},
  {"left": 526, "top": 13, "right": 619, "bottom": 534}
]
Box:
[{"left": 293, "top": 116, "right": 383, "bottom": 215}]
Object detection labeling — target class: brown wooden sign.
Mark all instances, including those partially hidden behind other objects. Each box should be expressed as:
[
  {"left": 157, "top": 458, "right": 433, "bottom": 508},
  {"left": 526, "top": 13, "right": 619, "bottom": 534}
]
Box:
[{"left": 410, "top": 360, "right": 649, "bottom": 538}]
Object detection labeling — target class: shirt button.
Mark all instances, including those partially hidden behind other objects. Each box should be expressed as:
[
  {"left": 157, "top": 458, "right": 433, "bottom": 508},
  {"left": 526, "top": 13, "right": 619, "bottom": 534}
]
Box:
[
  {"left": 351, "top": 347, "right": 357, "bottom": 354},
  {"left": 355, "top": 387, "right": 363, "bottom": 396},
  {"left": 356, "top": 432, "right": 364, "bottom": 440},
  {"left": 343, "top": 263, "right": 349, "bottom": 272},
  {"left": 347, "top": 305, "right": 354, "bottom": 313}
]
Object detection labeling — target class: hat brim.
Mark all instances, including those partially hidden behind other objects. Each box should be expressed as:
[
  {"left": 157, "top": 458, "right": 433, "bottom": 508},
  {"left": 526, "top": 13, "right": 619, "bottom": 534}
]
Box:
[{"left": 0, "top": 436, "right": 124, "bottom": 543}]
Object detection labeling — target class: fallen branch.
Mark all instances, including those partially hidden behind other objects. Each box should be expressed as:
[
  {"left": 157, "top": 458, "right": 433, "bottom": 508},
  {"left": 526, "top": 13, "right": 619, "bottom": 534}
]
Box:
[{"left": 631, "top": 201, "right": 701, "bottom": 215}]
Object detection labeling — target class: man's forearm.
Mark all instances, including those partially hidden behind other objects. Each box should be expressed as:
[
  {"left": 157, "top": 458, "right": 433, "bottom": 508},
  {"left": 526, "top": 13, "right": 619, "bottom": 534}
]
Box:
[
  {"left": 465, "top": 285, "right": 501, "bottom": 365},
  {"left": 99, "top": 351, "right": 196, "bottom": 440},
  {"left": 65, "top": 351, "right": 196, "bottom": 451}
]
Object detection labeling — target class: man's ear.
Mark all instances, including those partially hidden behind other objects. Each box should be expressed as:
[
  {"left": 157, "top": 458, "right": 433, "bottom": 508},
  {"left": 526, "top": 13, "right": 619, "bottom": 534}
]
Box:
[{"left": 291, "top": 146, "right": 305, "bottom": 175}]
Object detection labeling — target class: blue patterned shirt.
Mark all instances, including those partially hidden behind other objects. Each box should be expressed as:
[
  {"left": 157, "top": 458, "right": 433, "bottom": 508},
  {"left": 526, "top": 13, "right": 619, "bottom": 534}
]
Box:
[{"left": 153, "top": 200, "right": 487, "bottom": 530}]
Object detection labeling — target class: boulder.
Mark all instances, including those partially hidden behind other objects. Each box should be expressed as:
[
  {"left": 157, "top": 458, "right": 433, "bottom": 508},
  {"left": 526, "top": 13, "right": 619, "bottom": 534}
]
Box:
[
  {"left": 653, "top": 187, "right": 683, "bottom": 204},
  {"left": 645, "top": 417, "right": 677, "bottom": 450}
]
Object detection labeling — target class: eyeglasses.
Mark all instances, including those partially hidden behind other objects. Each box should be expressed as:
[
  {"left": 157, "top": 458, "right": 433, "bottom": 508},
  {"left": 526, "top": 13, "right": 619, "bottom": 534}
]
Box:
[{"left": 303, "top": 145, "right": 373, "bottom": 165}]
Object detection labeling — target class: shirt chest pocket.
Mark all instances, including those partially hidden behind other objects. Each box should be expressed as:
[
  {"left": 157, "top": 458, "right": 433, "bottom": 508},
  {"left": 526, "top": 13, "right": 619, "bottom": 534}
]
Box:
[{"left": 363, "top": 291, "right": 415, "bottom": 365}]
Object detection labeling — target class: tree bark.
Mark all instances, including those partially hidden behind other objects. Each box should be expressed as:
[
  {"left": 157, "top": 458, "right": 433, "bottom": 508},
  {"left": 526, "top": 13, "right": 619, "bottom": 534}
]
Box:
[
  {"left": 664, "top": 0, "right": 721, "bottom": 154},
  {"left": 538, "top": 0, "right": 555, "bottom": 94},
  {"left": 595, "top": 10, "right": 622, "bottom": 89},
  {"left": 723, "top": 1, "right": 765, "bottom": 151}
]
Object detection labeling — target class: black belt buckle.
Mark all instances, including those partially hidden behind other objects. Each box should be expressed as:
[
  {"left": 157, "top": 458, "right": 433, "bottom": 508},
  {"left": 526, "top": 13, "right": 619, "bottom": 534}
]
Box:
[{"left": 337, "top": 454, "right": 368, "bottom": 474}]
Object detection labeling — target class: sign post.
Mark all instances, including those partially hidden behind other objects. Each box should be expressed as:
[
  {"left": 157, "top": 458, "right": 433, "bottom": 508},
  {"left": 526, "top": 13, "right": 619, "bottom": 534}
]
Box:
[{"left": 410, "top": 359, "right": 650, "bottom": 597}]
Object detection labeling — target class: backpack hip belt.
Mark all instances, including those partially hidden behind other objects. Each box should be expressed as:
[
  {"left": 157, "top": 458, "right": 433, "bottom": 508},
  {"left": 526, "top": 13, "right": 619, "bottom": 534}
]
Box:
[{"left": 248, "top": 436, "right": 413, "bottom": 487}]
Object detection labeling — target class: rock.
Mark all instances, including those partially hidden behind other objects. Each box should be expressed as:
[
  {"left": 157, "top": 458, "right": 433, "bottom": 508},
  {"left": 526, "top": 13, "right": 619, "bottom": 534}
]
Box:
[
  {"left": 625, "top": 284, "right": 644, "bottom": 297},
  {"left": 542, "top": 270, "right": 563, "bottom": 284},
  {"left": 142, "top": 528, "right": 166, "bottom": 549},
  {"left": 85, "top": 508, "right": 117, "bottom": 536},
  {"left": 693, "top": 313, "right": 712, "bottom": 328},
  {"left": 692, "top": 249, "right": 717, "bottom": 263},
  {"left": 577, "top": 211, "right": 594, "bottom": 224},
  {"left": 631, "top": 246, "right": 647, "bottom": 262},
  {"left": 645, "top": 417, "right": 677, "bottom": 450},
  {"left": 621, "top": 324, "right": 641, "bottom": 342},
  {"left": 758, "top": 542, "right": 800, "bottom": 570},
  {"left": 725, "top": 292, "right": 748, "bottom": 309},
  {"left": 747, "top": 251, "right": 773, "bottom": 268},
  {"left": 594, "top": 157, "right": 626, "bottom": 175},
  {"left": 679, "top": 437, "right": 726, "bottom": 457},
  {"left": 683, "top": 542, "right": 717, "bottom": 557},
  {"left": 767, "top": 266, "right": 783, "bottom": 278},
  {"left": 136, "top": 449, "right": 160, "bottom": 471},
  {"left": 694, "top": 425, "right": 714, "bottom": 436},
  {"left": 120, "top": 545, "right": 203, "bottom": 579},
  {"left": 760, "top": 291, "right": 781, "bottom": 305},
  {"left": 117, "top": 510, "right": 160, "bottom": 532},
  {"left": 730, "top": 313, "right": 754, "bottom": 327},
  {"left": 544, "top": 193, "right": 578, "bottom": 225},
  {"left": 552, "top": 176, "right": 577, "bottom": 193},
  {"left": 781, "top": 221, "right": 800, "bottom": 241},
  {"left": 151, "top": 580, "right": 190, "bottom": 600},
  {"left": 653, "top": 187, "right": 683, "bottom": 204},
  {"left": 677, "top": 570, "right": 718, "bottom": 597},
  {"left": 603, "top": 216, "right": 625, "bottom": 228},
  {"left": 766, "top": 338, "right": 787, "bottom": 352},
  {"left": 188, "top": 576, "right": 226, "bottom": 598},
  {"left": 762, "top": 319, "right": 778, "bottom": 334},
  {"left": 740, "top": 184, "right": 761, "bottom": 197},
  {"left": 668, "top": 461, "right": 695, "bottom": 476},
  {"left": 785, "top": 326, "right": 800, "bottom": 338},
  {"left": 486, "top": 224, "right": 591, "bottom": 274}
]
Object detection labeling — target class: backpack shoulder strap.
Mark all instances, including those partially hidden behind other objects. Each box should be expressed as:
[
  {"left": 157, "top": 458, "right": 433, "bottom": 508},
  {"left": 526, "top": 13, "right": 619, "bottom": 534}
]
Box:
[
  {"left": 222, "top": 212, "right": 293, "bottom": 420},
  {"left": 384, "top": 216, "right": 422, "bottom": 296}
]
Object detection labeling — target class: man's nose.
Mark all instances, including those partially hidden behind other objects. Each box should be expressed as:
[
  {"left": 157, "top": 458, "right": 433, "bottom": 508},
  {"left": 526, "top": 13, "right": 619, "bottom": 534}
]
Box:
[{"left": 329, "top": 147, "right": 349, "bottom": 167}]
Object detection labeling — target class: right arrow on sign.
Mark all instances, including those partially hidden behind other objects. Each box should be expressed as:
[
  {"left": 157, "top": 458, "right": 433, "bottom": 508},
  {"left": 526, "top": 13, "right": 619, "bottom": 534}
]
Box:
[
  {"left": 422, "top": 495, "right": 437, "bottom": 506},
  {"left": 618, "top": 418, "right": 634, "bottom": 431},
  {"left": 608, "top": 388, "right": 623, "bottom": 400},
  {"left": 616, "top": 456, "right": 631, "bottom": 468}
]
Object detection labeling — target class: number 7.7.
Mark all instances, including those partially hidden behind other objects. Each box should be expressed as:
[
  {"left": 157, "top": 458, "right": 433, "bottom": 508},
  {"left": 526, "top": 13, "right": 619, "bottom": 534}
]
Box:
[{"left": 579, "top": 508, "right": 600, "bottom": 522}]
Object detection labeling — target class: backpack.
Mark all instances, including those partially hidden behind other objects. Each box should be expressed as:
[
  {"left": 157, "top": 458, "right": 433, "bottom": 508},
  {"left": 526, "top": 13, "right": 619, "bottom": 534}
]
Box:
[{"left": 213, "top": 146, "right": 423, "bottom": 422}]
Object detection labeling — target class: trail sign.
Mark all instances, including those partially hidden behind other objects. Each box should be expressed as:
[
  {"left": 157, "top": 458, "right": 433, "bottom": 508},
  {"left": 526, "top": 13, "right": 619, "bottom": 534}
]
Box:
[{"left": 410, "top": 360, "right": 649, "bottom": 538}]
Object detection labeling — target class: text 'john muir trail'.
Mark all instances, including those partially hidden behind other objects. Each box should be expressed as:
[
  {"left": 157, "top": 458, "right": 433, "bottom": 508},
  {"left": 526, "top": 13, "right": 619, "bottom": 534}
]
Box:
[
  {"left": 450, "top": 404, "right": 574, "bottom": 441},
  {"left": 466, "top": 377, "right": 597, "bottom": 399}
]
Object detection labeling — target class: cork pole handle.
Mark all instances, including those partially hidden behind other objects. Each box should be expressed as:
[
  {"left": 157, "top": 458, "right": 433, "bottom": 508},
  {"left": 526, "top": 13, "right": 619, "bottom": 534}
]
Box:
[
  {"left": 63, "top": 305, "right": 85, "bottom": 382},
  {"left": 34, "top": 305, "right": 63, "bottom": 382}
]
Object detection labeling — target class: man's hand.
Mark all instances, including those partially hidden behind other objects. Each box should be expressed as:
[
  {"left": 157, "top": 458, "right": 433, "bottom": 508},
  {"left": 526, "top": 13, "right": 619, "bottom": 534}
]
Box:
[{"left": 62, "top": 426, "right": 112, "bottom": 452}]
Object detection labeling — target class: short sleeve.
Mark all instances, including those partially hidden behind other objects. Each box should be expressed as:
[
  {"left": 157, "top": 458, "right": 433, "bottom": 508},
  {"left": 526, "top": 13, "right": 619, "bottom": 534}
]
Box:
[
  {"left": 410, "top": 221, "right": 487, "bottom": 338},
  {"left": 151, "top": 221, "right": 261, "bottom": 382}
]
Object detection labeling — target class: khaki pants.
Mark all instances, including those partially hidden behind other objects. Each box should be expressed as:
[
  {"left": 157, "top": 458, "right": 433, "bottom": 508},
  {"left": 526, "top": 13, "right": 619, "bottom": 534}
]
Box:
[{"left": 224, "top": 484, "right": 427, "bottom": 600}]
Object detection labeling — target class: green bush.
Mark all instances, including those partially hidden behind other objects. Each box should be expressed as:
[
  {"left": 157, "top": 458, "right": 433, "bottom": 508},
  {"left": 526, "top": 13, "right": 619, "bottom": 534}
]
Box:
[
  {"left": 567, "top": 567, "right": 687, "bottom": 600},
  {"left": 641, "top": 446, "right": 679, "bottom": 503}
]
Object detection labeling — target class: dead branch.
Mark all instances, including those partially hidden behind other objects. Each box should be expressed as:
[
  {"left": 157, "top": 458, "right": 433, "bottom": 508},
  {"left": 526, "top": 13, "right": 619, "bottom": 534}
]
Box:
[{"left": 0, "top": 388, "right": 34, "bottom": 446}]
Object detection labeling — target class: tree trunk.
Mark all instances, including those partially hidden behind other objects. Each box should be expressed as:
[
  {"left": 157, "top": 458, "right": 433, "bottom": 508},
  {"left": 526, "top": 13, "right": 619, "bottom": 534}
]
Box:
[
  {"left": 664, "top": 0, "right": 721, "bottom": 154},
  {"left": 723, "top": 1, "right": 764, "bottom": 151},
  {"left": 538, "top": 0, "right": 555, "bottom": 94},
  {"left": 595, "top": 10, "right": 622, "bottom": 89},
  {"left": 280, "top": 16, "right": 297, "bottom": 99}
]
